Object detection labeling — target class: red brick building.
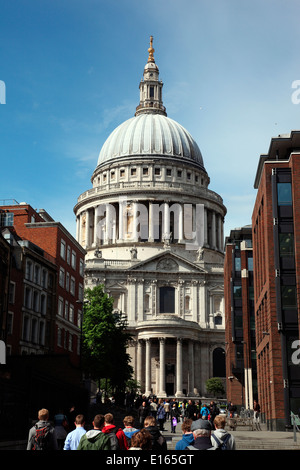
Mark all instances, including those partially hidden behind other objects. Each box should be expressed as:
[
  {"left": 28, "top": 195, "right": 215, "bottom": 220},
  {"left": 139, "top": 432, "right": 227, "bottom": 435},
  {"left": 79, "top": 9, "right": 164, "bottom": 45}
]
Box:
[
  {"left": 224, "top": 225, "right": 257, "bottom": 410},
  {"left": 0, "top": 202, "right": 86, "bottom": 367},
  {"left": 252, "top": 131, "right": 300, "bottom": 430},
  {"left": 0, "top": 231, "right": 11, "bottom": 352}
]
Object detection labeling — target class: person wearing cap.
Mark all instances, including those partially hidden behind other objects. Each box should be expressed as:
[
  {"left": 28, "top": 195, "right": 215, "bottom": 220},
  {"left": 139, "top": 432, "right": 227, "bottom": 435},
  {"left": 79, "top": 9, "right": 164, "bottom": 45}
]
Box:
[{"left": 186, "top": 418, "right": 214, "bottom": 450}]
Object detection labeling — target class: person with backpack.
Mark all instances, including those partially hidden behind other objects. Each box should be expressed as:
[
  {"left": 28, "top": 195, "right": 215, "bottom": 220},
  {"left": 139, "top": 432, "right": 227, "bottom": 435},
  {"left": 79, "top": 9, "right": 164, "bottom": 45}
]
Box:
[
  {"left": 27, "top": 408, "right": 58, "bottom": 450},
  {"left": 101, "top": 413, "right": 129, "bottom": 450},
  {"left": 143, "top": 415, "right": 167, "bottom": 451},
  {"left": 77, "top": 414, "right": 111, "bottom": 450},
  {"left": 186, "top": 418, "right": 214, "bottom": 450},
  {"left": 122, "top": 415, "right": 139, "bottom": 447},
  {"left": 211, "top": 415, "right": 236, "bottom": 450}
]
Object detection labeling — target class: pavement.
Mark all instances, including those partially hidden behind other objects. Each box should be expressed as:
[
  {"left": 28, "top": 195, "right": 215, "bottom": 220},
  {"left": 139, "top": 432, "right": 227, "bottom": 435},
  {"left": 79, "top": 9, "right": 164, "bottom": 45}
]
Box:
[{"left": 161, "top": 416, "right": 300, "bottom": 451}]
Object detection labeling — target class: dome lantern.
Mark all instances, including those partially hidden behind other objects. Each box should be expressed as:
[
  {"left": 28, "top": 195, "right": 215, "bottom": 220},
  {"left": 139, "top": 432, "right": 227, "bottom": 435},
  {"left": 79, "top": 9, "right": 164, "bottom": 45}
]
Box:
[{"left": 135, "top": 36, "right": 167, "bottom": 117}]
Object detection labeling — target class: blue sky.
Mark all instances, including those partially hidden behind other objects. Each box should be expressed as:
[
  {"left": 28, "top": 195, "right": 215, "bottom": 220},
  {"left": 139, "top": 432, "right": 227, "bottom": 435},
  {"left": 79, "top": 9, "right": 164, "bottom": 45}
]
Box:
[{"left": 1, "top": 0, "right": 300, "bottom": 240}]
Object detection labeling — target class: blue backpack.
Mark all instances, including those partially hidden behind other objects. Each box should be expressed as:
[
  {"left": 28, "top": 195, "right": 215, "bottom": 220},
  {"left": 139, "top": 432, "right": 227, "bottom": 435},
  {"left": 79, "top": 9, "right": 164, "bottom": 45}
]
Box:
[{"left": 211, "top": 433, "right": 231, "bottom": 450}]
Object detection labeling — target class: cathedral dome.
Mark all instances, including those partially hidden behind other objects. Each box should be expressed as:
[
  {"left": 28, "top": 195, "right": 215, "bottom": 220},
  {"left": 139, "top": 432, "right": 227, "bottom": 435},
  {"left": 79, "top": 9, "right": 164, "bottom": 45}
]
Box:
[{"left": 97, "top": 113, "right": 205, "bottom": 170}]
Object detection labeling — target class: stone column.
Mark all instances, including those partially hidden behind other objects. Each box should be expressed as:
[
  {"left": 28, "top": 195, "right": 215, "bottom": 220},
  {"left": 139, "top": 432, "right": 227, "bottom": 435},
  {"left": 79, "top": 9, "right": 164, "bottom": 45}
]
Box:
[
  {"left": 85, "top": 209, "right": 90, "bottom": 248},
  {"left": 136, "top": 339, "right": 143, "bottom": 387},
  {"left": 148, "top": 202, "right": 154, "bottom": 242},
  {"left": 145, "top": 339, "right": 152, "bottom": 396},
  {"left": 163, "top": 202, "right": 170, "bottom": 241},
  {"left": 178, "top": 204, "right": 184, "bottom": 242},
  {"left": 76, "top": 215, "right": 80, "bottom": 243},
  {"left": 204, "top": 208, "right": 208, "bottom": 246},
  {"left": 212, "top": 211, "right": 216, "bottom": 249},
  {"left": 118, "top": 197, "right": 126, "bottom": 242},
  {"left": 159, "top": 338, "right": 166, "bottom": 396},
  {"left": 176, "top": 338, "right": 183, "bottom": 396}
]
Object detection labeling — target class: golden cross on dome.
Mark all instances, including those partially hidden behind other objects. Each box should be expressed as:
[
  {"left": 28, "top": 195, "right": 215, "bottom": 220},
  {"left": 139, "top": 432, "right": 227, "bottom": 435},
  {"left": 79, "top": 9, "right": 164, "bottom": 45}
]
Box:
[{"left": 147, "top": 35, "right": 155, "bottom": 63}]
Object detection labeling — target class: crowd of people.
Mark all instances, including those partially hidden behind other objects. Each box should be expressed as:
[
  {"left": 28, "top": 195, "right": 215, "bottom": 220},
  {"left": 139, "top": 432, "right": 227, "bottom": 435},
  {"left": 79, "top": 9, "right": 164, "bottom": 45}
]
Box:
[{"left": 26, "top": 396, "right": 239, "bottom": 451}]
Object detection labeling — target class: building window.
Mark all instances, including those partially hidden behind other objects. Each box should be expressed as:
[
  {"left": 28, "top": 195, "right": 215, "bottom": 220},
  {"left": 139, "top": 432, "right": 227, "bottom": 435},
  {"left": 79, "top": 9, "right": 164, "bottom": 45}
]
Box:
[
  {"left": 233, "top": 285, "right": 242, "bottom": 298},
  {"left": 69, "top": 334, "right": 73, "bottom": 351},
  {"left": 8, "top": 282, "right": 15, "bottom": 304},
  {"left": 159, "top": 286, "right": 175, "bottom": 313},
  {"left": 67, "top": 246, "right": 71, "bottom": 264},
  {"left": 70, "top": 276, "right": 75, "bottom": 296},
  {"left": 25, "top": 260, "right": 33, "bottom": 281},
  {"left": 39, "top": 322, "right": 45, "bottom": 345},
  {"left": 154, "top": 168, "right": 160, "bottom": 176},
  {"left": 144, "top": 294, "right": 150, "bottom": 311},
  {"left": 277, "top": 182, "right": 292, "bottom": 206},
  {"left": 78, "top": 283, "right": 83, "bottom": 302},
  {"left": 59, "top": 267, "right": 65, "bottom": 288},
  {"left": 143, "top": 167, "right": 148, "bottom": 176},
  {"left": 184, "top": 295, "right": 190, "bottom": 311},
  {"left": 34, "top": 265, "right": 40, "bottom": 285},
  {"left": 120, "top": 169, "right": 125, "bottom": 178},
  {"left": 0, "top": 212, "right": 14, "bottom": 227},
  {"left": 235, "top": 257, "right": 241, "bottom": 271},
  {"left": 41, "top": 269, "right": 48, "bottom": 288},
  {"left": 79, "top": 259, "right": 84, "bottom": 276},
  {"left": 177, "top": 170, "right": 182, "bottom": 178},
  {"left": 31, "top": 319, "right": 38, "bottom": 343},
  {"left": 66, "top": 272, "right": 70, "bottom": 292},
  {"left": 77, "top": 310, "right": 82, "bottom": 329},
  {"left": 281, "top": 286, "right": 297, "bottom": 308},
  {"left": 22, "top": 316, "right": 30, "bottom": 342},
  {"left": 7, "top": 312, "right": 13, "bottom": 335},
  {"left": 41, "top": 294, "right": 46, "bottom": 315},
  {"left": 33, "top": 291, "right": 39, "bottom": 312},
  {"left": 64, "top": 300, "right": 69, "bottom": 320},
  {"left": 279, "top": 233, "right": 294, "bottom": 257},
  {"left": 131, "top": 168, "right": 136, "bottom": 176},
  {"left": 166, "top": 169, "right": 172, "bottom": 176},
  {"left": 71, "top": 251, "right": 76, "bottom": 270},
  {"left": 58, "top": 297, "right": 64, "bottom": 316},
  {"left": 69, "top": 304, "right": 74, "bottom": 323},
  {"left": 25, "top": 287, "right": 32, "bottom": 309}
]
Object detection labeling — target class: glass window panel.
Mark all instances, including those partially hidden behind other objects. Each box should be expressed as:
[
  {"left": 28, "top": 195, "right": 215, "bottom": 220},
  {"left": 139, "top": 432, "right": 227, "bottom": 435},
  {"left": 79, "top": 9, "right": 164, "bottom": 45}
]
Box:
[
  {"left": 233, "top": 286, "right": 242, "bottom": 298},
  {"left": 235, "top": 257, "right": 241, "bottom": 271},
  {"left": 279, "top": 233, "right": 294, "bottom": 256},
  {"left": 277, "top": 183, "right": 292, "bottom": 206},
  {"left": 281, "top": 286, "right": 297, "bottom": 308}
]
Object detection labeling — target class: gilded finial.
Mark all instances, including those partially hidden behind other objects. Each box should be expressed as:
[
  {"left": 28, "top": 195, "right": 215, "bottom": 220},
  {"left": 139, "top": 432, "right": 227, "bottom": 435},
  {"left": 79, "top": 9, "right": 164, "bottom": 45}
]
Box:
[{"left": 147, "top": 35, "right": 155, "bottom": 63}]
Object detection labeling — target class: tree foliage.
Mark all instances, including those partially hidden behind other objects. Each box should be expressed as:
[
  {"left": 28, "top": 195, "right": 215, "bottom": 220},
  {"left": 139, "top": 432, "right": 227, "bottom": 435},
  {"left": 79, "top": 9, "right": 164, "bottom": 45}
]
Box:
[{"left": 81, "top": 284, "right": 133, "bottom": 391}]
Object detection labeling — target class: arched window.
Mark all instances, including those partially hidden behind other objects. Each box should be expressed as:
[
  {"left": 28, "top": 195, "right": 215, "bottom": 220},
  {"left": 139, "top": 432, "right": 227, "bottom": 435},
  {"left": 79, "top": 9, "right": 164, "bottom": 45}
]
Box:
[{"left": 213, "top": 347, "right": 226, "bottom": 377}]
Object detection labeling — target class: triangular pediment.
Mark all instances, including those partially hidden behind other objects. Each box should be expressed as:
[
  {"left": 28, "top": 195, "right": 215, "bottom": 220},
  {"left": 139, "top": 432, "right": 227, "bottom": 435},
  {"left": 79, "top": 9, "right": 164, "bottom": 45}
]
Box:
[{"left": 128, "top": 251, "right": 207, "bottom": 274}]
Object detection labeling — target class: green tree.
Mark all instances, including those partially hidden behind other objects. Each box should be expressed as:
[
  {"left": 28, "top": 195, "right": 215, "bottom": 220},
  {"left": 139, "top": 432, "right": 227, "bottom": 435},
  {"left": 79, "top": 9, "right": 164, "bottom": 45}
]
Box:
[
  {"left": 81, "top": 284, "right": 133, "bottom": 393},
  {"left": 205, "top": 377, "right": 225, "bottom": 397}
]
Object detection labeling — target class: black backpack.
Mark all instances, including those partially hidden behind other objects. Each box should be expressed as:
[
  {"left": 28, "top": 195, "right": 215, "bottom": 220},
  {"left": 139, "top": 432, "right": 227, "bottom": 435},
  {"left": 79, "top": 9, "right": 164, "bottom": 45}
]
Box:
[
  {"left": 211, "top": 433, "right": 231, "bottom": 450},
  {"left": 31, "top": 423, "right": 51, "bottom": 450}
]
